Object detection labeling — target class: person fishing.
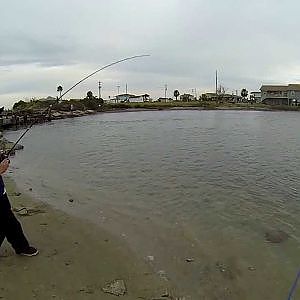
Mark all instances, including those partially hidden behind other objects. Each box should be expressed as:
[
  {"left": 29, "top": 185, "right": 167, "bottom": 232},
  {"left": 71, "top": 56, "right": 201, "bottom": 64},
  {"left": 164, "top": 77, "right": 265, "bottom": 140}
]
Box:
[{"left": 0, "top": 154, "right": 38, "bottom": 256}]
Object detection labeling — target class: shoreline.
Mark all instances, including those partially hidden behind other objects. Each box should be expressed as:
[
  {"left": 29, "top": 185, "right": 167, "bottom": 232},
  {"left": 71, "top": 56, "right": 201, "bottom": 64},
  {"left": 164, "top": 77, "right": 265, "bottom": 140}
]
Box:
[
  {"left": 1, "top": 103, "right": 299, "bottom": 131},
  {"left": 0, "top": 176, "right": 171, "bottom": 300}
]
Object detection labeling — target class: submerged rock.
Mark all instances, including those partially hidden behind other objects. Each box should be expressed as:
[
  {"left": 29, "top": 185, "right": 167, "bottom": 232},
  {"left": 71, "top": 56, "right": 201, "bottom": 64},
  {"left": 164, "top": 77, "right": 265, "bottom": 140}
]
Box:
[{"left": 265, "top": 229, "right": 289, "bottom": 243}]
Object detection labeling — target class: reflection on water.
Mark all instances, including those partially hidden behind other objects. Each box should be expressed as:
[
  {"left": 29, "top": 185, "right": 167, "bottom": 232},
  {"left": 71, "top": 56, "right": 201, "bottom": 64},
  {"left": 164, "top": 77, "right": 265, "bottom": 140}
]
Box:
[{"left": 5, "top": 110, "right": 300, "bottom": 299}]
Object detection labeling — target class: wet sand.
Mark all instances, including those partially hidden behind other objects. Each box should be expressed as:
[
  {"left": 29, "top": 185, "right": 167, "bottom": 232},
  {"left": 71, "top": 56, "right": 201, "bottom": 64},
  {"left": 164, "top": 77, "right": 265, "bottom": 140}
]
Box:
[{"left": 0, "top": 177, "right": 171, "bottom": 300}]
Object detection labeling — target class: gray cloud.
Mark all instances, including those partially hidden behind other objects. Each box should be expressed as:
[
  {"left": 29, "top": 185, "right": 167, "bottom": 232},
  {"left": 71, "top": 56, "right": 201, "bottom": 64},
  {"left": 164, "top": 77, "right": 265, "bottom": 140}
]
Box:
[{"left": 1, "top": 0, "right": 300, "bottom": 107}]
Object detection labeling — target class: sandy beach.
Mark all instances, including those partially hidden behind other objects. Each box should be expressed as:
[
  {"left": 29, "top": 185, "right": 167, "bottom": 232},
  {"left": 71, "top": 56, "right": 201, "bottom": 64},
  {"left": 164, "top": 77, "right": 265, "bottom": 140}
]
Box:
[{"left": 0, "top": 177, "right": 172, "bottom": 300}]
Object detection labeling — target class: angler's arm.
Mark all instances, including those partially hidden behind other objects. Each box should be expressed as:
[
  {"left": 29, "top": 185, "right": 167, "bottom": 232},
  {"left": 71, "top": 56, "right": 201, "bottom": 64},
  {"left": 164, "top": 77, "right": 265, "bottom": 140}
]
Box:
[{"left": 0, "top": 159, "right": 10, "bottom": 174}]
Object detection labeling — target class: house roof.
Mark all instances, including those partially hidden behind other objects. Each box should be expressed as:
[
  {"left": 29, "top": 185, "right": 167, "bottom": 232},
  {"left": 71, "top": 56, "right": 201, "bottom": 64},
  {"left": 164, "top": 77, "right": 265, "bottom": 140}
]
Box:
[
  {"left": 116, "top": 93, "right": 136, "bottom": 97},
  {"left": 180, "top": 93, "right": 194, "bottom": 97},
  {"left": 260, "top": 85, "right": 287, "bottom": 91},
  {"left": 260, "top": 84, "right": 300, "bottom": 91}
]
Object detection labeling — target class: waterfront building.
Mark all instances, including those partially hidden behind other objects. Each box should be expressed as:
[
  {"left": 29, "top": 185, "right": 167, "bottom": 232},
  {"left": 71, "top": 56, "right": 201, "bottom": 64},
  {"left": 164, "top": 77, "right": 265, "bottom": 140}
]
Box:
[
  {"left": 116, "top": 93, "right": 150, "bottom": 103},
  {"left": 201, "top": 93, "right": 242, "bottom": 103},
  {"left": 180, "top": 94, "right": 196, "bottom": 101},
  {"left": 260, "top": 84, "right": 300, "bottom": 105}
]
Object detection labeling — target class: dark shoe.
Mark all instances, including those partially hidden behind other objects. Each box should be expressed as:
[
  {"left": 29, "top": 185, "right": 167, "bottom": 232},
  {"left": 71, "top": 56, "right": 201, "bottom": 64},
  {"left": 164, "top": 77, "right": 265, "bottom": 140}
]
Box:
[{"left": 17, "top": 246, "right": 39, "bottom": 257}]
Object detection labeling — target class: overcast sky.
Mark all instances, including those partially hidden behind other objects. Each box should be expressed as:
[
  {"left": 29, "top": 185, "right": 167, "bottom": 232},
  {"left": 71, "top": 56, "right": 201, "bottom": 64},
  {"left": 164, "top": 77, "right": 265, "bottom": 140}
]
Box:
[{"left": 1, "top": 0, "right": 300, "bottom": 108}]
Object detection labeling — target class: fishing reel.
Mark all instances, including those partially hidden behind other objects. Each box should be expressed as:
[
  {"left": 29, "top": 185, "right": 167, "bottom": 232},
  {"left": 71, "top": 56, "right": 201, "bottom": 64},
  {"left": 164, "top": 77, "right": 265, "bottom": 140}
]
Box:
[{"left": 0, "top": 151, "right": 9, "bottom": 163}]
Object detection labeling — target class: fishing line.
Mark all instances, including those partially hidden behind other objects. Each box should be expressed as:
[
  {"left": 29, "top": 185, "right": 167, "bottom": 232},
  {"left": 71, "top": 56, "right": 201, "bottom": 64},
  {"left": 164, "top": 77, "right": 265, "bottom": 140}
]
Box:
[
  {"left": 4, "top": 54, "right": 150, "bottom": 158},
  {"left": 287, "top": 269, "right": 300, "bottom": 300}
]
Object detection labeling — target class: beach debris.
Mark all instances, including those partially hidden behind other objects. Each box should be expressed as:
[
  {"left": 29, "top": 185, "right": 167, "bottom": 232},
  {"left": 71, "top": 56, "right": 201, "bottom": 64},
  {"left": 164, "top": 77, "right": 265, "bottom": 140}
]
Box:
[
  {"left": 265, "top": 229, "right": 289, "bottom": 243},
  {"left": 215, "top": 262, "right": 235, "bottom": 280},
  {"left": 78, "top": 286, "right": 94, "bottom": 294},
  {"left": 29, "top": 188, "right": 33, "bottom": 191},
  {"left": 64, "top": 260, "right": 72, "bottom": 266},
  {"left": 161, "top": 289, "right": 171, "bottom": 297},
  {"left": 216, "top": 262, "right": 227, "bottom": 273},
  {"left": 147, "top": 255, "right": 155, "bottom": 262},
  {"left": 13, "top": 207, "right": 46, "bottom": 216},
  {"left": 68, "top": 198, "right": 74, "bottom": 203},
  {"left": 185, "top": 258, "right": 194, "bottom": 263},
  {"left": 13, "top": 192, "right": 21, "bottom": 196},
  {"left": 248, "top": 266, "right": 256, "bottom": 271},
  {"left": 157, "top": 270, "right": 169, "bottom": 281},
  {"left": 32, "top": 288, "right": 39, "bottom": 298},
  {"left": 102, "top": 279, "right": 127, "bottom": 296},
  {"left": 151, "top": 289, "right": 186, "bottom": 300},
  {"left": 46, "top": 249, "right": 58, "bottom": 258}
]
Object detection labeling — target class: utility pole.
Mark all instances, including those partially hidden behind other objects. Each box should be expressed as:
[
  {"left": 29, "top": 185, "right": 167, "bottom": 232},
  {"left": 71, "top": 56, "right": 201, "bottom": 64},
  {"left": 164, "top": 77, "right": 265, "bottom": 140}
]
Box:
[
  {"left": 117, "top": 85, "right": 120, "bottom": 95},
  {"left": 164, "top": 84, "right": 168, "bottom": 100},
  {"left": 215, "top": 70, "right": 218, "bottom": 95},
  {"left": 125, "top": 83, "right": 128, "bottom": 94},
  {"left": 98, "top": 81, "right": 102, "bottom": 99}
]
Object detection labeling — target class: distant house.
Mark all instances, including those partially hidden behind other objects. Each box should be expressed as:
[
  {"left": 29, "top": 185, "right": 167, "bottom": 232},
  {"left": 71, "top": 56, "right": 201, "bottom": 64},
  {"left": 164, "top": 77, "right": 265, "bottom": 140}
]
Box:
[
  {"left": 250, "top": 91, "right": 261, "bottom": 103},
  {"left": 180, "top": 94, "right": 195, "bottom": 101},
  {"left": 116, "top": 94, "right": 135, "bottom": 102},
  {"left": 116, "top": 93, "right": 150, "bottom": 103},
  {"left": 38, "top": 96, "right": 57, "bottom": 102},
  {"left": 201, "top": 93, "right": 241, "bottom": 103},
  {"left": 129, "top": 94, "right": 151, "bottom": 103},
  {"left": 104, "top": 96, "right": 117, "bottom": 104},
  {"left": 260, "top": 84, "right": 300, "bottom": 105},
  {"left": 202, "top": 93, "right": 217, "bottom": 101}
]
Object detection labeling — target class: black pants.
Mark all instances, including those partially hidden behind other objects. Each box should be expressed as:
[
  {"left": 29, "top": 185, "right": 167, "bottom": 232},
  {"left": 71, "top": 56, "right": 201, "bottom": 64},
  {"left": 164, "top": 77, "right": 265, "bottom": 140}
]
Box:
[{"left": 0, "top": 193, "right": 29, "bottom": 253}]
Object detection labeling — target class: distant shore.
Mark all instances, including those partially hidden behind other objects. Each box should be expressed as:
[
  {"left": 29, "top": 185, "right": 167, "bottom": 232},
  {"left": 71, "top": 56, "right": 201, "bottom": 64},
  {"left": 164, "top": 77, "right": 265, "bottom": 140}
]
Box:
[{"left": 1, "top": 101, "right": 300, "bottom": 130}]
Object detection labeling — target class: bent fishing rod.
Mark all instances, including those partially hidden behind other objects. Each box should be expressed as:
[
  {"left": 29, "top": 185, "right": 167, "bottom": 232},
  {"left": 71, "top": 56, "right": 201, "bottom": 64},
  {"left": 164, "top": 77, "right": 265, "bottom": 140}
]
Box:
[{"left": 2, "top": 54, "right": 150, "bottom": 159}]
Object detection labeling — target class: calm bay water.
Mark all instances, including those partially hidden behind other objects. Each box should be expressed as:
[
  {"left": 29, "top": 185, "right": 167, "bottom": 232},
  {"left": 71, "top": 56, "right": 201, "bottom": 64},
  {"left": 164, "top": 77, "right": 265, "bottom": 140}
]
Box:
[{"left": 5, "top": 110, "right": 300, "bottom": 299}]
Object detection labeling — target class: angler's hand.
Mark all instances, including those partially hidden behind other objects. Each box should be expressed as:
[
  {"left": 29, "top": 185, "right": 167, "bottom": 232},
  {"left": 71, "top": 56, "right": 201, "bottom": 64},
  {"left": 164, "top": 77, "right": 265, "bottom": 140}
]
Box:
[{"left": 0, "top": 158, "right": 10, "bottom": 174}]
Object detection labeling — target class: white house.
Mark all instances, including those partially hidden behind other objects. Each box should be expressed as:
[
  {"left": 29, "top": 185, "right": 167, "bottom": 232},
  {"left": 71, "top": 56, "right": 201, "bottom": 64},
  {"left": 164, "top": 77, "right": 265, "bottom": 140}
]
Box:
[{"left": 116, "top": 94, "right": 150, "bottom": 103}]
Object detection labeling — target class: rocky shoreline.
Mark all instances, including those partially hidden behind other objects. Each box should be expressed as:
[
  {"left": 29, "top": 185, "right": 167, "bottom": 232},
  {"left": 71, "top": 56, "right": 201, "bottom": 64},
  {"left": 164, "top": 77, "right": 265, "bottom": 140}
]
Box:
[
  {"left": 1, "top": 101, "right": 299, "bottom": 131},
  {"left": 0, "top": 109, "right": 98, "bottom": 130}
]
